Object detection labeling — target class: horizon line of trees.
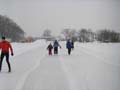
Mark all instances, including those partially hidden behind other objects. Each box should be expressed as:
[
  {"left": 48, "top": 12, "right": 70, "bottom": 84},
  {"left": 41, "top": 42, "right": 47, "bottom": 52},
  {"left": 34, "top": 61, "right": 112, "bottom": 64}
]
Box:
[
  {"left": 42, "top": 28, "right": 120, "bottom": 43},
  {"left": 0, "top": 15, "right": 119, "bottom": 43}
]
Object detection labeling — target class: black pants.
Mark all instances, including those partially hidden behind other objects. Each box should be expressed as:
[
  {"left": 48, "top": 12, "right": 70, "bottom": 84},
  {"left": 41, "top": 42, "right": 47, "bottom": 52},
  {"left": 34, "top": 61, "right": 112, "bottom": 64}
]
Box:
[
  {"left": 54, "top": 47, "right": 58, "bottom": 54},
  {"left": 68, "top": 48, "right": 71, "bottom": 55},
  {"left": 0, "top": 52, "right": 11, "bottom": 71}
]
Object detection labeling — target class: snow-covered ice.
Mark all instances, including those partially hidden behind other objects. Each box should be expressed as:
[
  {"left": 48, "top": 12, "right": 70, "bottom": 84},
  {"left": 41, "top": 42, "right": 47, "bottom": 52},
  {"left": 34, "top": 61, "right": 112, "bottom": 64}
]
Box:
[{"left": 0, "top": 40, "right": 120, "bottom": 90}]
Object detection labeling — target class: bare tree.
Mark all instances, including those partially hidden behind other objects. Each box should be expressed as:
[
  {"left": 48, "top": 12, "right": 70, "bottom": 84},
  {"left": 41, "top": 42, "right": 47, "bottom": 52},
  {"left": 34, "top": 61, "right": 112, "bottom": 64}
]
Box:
[
  {"left": 97, "top": 29, "right": 120, "bottom": 42},
  {"left": 78, "top": 29, "right": 95, "bottom": 42},
  {"left": 61, "top": 28, "right": 77, "bottom": 41},
  {"left": 42, "top": 29, "right": 54, "bottom": 41},
  {"left": 61, "top": 28, "right": 70, "bottom": 40},
  {"left": 42, "top": 29, "right": 51, "bottom": 37}
]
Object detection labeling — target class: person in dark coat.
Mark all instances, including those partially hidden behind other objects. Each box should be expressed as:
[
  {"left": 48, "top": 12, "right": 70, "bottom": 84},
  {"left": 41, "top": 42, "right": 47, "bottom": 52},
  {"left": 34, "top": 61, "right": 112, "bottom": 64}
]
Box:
[
  {"left": 66, "top": 39, "right": 72, "bottom": 55},
  {"left": 0, "top": 36, "right": 14, "bottom": 72},
  {"left": 47, "top": 43, "right": 53, "bottom": 55},
  {"left": 53, "top": 40, "right": 61, "bottom": 54}
]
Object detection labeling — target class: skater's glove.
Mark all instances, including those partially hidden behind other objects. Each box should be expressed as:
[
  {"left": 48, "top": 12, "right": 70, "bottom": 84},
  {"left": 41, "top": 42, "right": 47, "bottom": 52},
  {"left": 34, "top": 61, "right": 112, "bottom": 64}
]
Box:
[{"left": 11, "top": 53, "right": 14, "bottom": 56}]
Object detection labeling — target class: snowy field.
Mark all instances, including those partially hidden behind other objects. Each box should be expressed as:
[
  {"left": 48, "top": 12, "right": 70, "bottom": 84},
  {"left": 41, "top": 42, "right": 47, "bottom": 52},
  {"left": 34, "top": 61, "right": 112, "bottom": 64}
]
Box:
[{"left": 0, "top": 40, "right": 120, "bottom": 90}]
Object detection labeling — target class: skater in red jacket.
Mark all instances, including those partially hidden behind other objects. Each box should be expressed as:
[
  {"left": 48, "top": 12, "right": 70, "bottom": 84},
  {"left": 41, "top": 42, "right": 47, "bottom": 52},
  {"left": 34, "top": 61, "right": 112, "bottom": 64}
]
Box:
[
  {"left": 47, "top": 43, "right": 53, "bottom": 55},
  {"left": 0, "top": 36, "right": 14, "bottom": 72}
]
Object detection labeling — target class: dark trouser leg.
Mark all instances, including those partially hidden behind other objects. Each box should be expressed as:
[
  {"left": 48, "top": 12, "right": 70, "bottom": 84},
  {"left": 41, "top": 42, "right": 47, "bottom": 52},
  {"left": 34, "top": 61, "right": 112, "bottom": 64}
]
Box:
[
  {"left": 54, "top": 47, "right": 58, "bottom": 54},
  {"left": 68, "top": 48, "right": 71, "bottom": 55},
  {"left": 0, "top": 53, "right": 5, "bottom": 71},
  {"left": 5, "top": 53, "right": 11, "bottom": 72},
  {"left": 56, "top": 47, "right": 58, "bottom": 54},
  {"left": 49, "top": 49, "right": 52, "bottom": 55},
  {"left": 54, "top": 48, "right": 56, "bottom": 54}
]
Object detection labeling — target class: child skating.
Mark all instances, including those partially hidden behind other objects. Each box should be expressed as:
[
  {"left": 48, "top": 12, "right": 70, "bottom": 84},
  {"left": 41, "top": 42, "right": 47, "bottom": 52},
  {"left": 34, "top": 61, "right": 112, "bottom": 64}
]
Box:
[
  {"left": 47, "top": 43, "right": 53, "bottom": 55},
  {"left": 53, "top": 40, "right": 61, "bottom": 54}
]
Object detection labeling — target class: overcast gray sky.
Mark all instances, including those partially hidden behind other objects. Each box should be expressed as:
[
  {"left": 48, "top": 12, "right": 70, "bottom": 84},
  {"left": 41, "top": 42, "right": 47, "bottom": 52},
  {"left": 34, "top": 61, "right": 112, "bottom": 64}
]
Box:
[{"left": 0, "top": 0, "right": 120, "bottom": 36}]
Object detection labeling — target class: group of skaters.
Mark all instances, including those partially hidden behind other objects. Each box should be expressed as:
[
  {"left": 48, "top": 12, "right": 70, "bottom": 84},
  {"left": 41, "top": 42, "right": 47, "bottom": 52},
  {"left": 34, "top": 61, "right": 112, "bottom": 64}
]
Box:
[
  {"left": 0, "top": 36, "right": 74, "bottom": 73},
  {"left": 47, "top": 39, "right": 74, "bottom": 55}
]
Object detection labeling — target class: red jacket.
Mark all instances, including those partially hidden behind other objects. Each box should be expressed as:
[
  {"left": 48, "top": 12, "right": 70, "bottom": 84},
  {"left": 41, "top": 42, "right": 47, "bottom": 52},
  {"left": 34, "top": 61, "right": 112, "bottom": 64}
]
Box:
[{"left": 0, "top": 40, "right": 13, "bottom": 54}]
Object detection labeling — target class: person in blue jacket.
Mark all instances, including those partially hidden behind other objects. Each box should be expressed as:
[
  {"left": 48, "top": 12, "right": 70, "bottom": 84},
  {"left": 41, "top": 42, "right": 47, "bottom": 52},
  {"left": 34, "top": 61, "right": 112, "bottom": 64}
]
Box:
[
  {"left": 53, "top": 40, "right": 61, "bottom": 54},
  {"left": 66, "top": 39, "right": 72, "bottom": 55}
]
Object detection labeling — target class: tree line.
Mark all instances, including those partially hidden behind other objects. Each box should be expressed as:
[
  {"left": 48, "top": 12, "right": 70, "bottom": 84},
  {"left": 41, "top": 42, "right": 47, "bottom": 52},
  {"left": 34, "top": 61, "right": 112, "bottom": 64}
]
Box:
[
  {"left": 0, "top": 15, "right": 120, "bottom": 43},
  {"left": 42, "top": 28, "right": 120, "bottom": 43}
]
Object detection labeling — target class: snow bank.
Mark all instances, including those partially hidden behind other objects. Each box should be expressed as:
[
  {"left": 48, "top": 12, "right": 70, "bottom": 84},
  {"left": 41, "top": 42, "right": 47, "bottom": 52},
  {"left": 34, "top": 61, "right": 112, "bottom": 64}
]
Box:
[{"left": 12, "top": 40, "right": 46, "bottom": 56}]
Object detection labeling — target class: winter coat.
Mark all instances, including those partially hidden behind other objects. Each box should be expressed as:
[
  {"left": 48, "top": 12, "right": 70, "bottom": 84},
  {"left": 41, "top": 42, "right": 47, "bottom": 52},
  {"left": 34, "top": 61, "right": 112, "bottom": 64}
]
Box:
[
  {"left": 66, "top": 41, "right": 72, "bottom": 49},
  {"left": 53, "top": 40, "right": 60, "bottom": 48},
  {"left": 47, "top": 44, "right": 53, "bottom": 50},
  {"left": 0, "top": 40, "right": 13, "bottom": 53}
]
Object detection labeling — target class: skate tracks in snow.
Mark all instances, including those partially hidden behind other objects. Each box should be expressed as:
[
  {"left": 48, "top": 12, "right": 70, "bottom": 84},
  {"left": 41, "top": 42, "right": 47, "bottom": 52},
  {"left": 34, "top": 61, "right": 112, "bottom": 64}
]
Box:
[{"left": 0, "top": 42, "right": 120, "bottom": 90}]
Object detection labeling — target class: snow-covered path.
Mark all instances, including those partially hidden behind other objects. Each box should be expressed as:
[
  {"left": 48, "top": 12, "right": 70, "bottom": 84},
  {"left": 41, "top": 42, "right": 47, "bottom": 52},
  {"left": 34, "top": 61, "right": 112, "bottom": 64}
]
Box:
[
  {"left": 0, "top": 41, "right": 120, "bottom": 90},
  {"left": 0, "top": 40, "right": 46, "bottom": 90},
  {"left": 22, "top": 55, "right": 69, "bottom": 90},
  {"left": 22, "top": 42, "right": 120, "bottom": 90}
]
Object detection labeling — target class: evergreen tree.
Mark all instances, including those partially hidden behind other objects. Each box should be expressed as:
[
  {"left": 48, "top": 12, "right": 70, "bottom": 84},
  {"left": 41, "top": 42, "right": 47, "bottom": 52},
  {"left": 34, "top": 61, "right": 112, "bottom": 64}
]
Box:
[{"left": 0, "top": 15, "right": 25, "bottom": 41}]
